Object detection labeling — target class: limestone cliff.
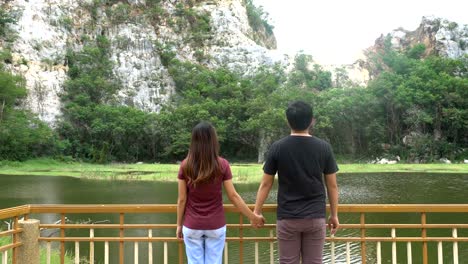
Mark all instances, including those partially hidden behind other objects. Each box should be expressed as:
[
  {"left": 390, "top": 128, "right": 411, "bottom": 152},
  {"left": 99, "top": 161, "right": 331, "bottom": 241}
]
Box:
[
  {"left": 326, "top": 16, "right": 467, "bottom": 88},
  {"left": 0, "top": 0, "right": 284, "bottom": 123},
  {"left": 363, "top": 16, "right": 468, "bottom": 79}
]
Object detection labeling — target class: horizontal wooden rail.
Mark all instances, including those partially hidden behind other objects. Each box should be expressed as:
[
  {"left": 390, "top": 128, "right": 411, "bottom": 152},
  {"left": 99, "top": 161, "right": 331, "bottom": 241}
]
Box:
[
  {"left": 336, "top": 204, "right": 468, "bottom": 213},
  {"left": 31, "top": 203, "right": 468, "bottom": 213},
  {"left": 0, "top": 242, "right": 22, "bottom": 252},
  {"left": 37, "top": 236, "right": 468, "bottom": 242},
  {"left": 339, "top": 223, "right": 468, "bottom": 229},
  {"left": 0, "top": 229, "right": 22, "bottom": 238},
  {"left": 0, "top": 205, "right": 30, "bottom": 219},
  {"left": 38, "top": 223, "right": 468, "bottom": 230},
  {"left": 29, "top": 204, "right": 178, "bottom": 214},
  {"left": 39, "top": 223, "right": 277, "bottom": 229}
]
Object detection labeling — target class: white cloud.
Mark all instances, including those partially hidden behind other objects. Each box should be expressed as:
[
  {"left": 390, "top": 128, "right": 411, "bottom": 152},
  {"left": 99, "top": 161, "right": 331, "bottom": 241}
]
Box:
[{"left": 253, "top": 0, "right": 468, "bottom": 64}]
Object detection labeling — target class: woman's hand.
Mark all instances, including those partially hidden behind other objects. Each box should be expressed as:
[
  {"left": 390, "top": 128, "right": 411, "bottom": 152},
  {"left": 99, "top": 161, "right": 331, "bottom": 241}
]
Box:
[
  {"left": 250, "top": 213, "right": 265, "bottom": 228},
  {"left": 176, "top": 225, "right": 183, "bottom": 239}
]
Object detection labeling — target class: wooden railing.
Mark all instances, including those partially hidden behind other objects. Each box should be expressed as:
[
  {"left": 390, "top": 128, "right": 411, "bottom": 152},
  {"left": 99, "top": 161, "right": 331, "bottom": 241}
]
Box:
[{"left": 0, "top": 204, "right": 467, "bottom": 264}]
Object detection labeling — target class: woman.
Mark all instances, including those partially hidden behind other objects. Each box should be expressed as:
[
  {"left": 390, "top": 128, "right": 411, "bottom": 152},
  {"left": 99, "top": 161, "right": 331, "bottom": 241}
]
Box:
[{"left": 176, "top": 122, "right": 264, "bottom": 264}]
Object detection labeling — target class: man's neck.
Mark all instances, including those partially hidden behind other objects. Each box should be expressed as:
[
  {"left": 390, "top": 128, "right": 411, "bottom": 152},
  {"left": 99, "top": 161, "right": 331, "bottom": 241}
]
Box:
[{"left": 290, "top": 130, "right": 311, "bottom": 136}]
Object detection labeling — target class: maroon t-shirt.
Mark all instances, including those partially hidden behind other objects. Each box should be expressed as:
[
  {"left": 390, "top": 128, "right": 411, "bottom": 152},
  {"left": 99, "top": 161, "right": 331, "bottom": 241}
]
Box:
[{"left": 178, "top": 157, "right": 232, "bottom": 230}]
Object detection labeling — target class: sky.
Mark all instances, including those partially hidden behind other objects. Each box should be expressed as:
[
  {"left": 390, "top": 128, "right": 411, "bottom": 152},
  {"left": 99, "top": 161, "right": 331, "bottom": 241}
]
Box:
[{"left": 253, "top": 0, "right": 468, "bottom": 65}]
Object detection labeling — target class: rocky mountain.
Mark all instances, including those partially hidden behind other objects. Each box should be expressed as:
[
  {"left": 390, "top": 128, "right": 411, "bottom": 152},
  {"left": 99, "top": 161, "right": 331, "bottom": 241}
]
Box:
[
  {"left": 373, "top": 16, "right": 467, "bottom": 59},
  {"left": 1, "top": 0, "right": 286, "bottom": 124},
  {"left": 325, "top": 16, "right": 467, "bottom": 88},
  {"left": 1, "top": 0, "right": 466, "bottom": 125},
  {"left": 362, "top": 16, "right": 467, "bottom": 80}
]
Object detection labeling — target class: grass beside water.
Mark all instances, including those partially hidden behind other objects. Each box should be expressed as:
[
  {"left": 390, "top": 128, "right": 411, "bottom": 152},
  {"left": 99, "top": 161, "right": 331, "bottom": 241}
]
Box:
[
  {"left": 0, "top": 158, "right": 466, "bottom": 183},
  {"left": 0, "top": 236, "right": 74, "bottom": 264}
]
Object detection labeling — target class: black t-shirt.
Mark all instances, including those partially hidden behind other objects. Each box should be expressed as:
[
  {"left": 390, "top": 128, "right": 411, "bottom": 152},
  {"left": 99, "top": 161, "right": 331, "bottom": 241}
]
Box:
[{"left": 263, "top": 135, "right": 338, "bottom": 220}]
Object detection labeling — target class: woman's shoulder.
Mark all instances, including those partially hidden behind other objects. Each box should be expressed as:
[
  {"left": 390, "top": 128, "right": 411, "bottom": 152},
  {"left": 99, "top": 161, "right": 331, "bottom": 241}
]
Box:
[
  {"left": 179, "top": 158, "right": 187, "bottom": 167},
  {"left": 217, "top": 156, "right": 230, "bottom": 165},
  {"left": 217, "top": 157, "right": 232, "bottom": 171}
]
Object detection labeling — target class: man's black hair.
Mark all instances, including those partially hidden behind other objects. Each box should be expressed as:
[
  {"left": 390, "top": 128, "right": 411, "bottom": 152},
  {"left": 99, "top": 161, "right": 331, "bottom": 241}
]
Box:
[{"left": 286, "top": 101, "right": 313, "bottom": 131}]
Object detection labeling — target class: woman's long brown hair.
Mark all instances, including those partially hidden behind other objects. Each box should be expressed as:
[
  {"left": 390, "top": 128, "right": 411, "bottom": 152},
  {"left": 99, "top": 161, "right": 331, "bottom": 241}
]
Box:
[{"left": 182, "top": 122, "right": 222, "bottom": 186}]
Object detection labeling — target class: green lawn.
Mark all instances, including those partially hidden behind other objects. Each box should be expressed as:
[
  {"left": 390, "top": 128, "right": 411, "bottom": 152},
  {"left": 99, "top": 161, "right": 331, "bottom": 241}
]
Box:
[{"left": 0, "top": 159, "right": 466, "bottom": 183}]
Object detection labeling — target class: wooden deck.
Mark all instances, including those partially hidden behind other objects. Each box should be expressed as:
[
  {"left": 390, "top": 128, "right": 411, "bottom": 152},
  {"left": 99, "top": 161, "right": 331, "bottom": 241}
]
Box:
[{"left": 1, "top": 204, "right": 467, "bottom": 264}]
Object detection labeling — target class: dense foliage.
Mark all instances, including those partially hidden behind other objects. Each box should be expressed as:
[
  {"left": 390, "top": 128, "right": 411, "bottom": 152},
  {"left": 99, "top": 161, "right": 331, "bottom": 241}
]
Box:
[{"left": 366, "top": 39, "right": 467, "bottom": 161}]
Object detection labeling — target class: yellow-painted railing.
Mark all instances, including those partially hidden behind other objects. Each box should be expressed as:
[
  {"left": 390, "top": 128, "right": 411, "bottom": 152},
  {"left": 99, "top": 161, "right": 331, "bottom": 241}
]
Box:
[{"left": 0, "top": 204, "right": 467, "bottom": 264}]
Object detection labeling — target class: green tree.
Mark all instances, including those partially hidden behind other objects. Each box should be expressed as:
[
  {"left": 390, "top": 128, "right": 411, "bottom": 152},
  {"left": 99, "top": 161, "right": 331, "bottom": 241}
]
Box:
[
  {"left": 288, "top": 53, "right": 332, "bottom": 91},
  {"left": 243, "top": 0, "right": 274, "bottom": 35},
  {"left": 0, "top": 111, "right": 56, "bottom": 160},
  {"left": 0, "top": 65, "right": 26, "bottom": 121},
  {"left": 58, "top": 36, "right": 131, "bottom": 162},
  {"left": 368, "top": 42, "right": 467, "bottom": 160},
  {"left": 0, "top": 65, "right": 56, "bottom": 160},
  {"left": 314, "top": 88, "right": 384, "bottom": 157}
]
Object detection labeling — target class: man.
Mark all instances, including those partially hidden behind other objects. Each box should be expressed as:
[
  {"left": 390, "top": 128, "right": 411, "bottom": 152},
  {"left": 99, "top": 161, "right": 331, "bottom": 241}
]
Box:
[{"left": 253, "top": 100, "right": 339, "bottom": 264}]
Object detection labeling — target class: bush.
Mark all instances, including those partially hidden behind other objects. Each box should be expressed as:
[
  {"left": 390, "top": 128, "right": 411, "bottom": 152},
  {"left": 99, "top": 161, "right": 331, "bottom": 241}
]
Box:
[
  {"left": 155, "top": 41, "right": 176, "bottom": 67},
  {"left": 244, "top": 0, "right": 274, "bottom": 35},
  {"left": 406, "top": 44, "right": 426, "bottom": 59},
  {"left": 0, "top": 48, "right": 12, "bottom": 64},
  {"left": 59, "top": 16, "right": 73, "bottom": 31},
  {"left": 110, "top": 3, "right": 131, "bottom": 24},
  {"left": 448, "top": 22, "right": 458, "bottom": 30},
  {"left": 0, "top": 6, "right": 16, "bottom": 37},
  {"left": 0, "top": 110, "right": 57, "bottom": 160}
]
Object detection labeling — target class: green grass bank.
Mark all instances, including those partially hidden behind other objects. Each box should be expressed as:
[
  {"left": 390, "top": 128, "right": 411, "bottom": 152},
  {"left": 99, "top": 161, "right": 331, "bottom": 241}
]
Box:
[{"left": 0, "top": 159, "right": 466, "bottom": 183}]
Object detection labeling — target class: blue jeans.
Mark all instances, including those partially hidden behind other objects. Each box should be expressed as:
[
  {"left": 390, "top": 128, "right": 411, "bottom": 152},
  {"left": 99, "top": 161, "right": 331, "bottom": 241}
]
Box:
[{"left": 182, "top": 225, "right": 226, "bottom": 264}]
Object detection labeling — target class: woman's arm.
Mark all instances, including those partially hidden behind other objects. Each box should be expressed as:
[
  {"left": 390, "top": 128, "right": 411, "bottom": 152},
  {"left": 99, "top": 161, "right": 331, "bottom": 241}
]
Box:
[
  {"left": 223, "top": 180, "right": 264, "bottom": 226},
  {"left": 176, "top": 179, "right": 187, "bottom": 238}
]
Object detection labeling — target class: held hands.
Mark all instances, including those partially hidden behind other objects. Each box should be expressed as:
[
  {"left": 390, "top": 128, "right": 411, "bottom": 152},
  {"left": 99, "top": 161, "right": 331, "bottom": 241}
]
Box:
[
  {"left": 250, "top": 212, "right": 265, "bottom": 228},
  {"left": 328, "top": 215, "right": 339, "bottom": 235},
  {"left": 176, "top": 225, "right": 183, "bottom": 239}
]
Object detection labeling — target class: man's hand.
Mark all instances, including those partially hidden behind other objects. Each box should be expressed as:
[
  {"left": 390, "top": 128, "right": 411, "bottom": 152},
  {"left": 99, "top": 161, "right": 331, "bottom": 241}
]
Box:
[
  {"left": 176, "top": 225, "right": 183, "bottom": 239},
  {"left": 328, "top": 216, "right": 339, "bottom": 235},
  {"left": 250, "top": 212, "right": 265, "bottom": 228}
]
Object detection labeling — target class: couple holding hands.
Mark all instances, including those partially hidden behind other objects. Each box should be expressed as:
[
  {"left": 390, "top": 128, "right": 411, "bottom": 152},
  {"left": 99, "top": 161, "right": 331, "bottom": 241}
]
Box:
[{"left": 176, "top": 101, "right": 339, "bottom": 264}]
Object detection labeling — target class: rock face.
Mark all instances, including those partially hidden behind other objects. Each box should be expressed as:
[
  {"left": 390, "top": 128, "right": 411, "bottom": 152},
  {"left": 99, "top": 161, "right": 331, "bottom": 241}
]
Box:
[
  {"left": 2, "top": 0, "right": 284, "bottom": 124},
  {"left": 363, "top": 16, "right": 467, "bottom": 79},
  {"left": 375, "top": 16, "right": 467, "bottom": 59},
  {"left": 330, "top": 16, "right": 467, "bottom": 87},
  {"left": 6, "top": 0, "right": 71, "bottom": 123}
]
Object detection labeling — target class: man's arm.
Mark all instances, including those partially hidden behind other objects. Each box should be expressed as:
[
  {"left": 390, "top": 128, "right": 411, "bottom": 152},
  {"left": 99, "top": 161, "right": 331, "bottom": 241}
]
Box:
[
  {"left": 254, "top": 173, "right": 275, "bottom": 216},
  {"left": 324, "top": 173, "right": 339, "bottom": 234}
]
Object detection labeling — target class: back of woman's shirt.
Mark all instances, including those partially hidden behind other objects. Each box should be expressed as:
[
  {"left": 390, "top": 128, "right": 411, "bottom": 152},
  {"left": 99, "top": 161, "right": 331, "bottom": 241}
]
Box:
[{"left": 178, "top": 157, "right": 232, "bottom": 230}]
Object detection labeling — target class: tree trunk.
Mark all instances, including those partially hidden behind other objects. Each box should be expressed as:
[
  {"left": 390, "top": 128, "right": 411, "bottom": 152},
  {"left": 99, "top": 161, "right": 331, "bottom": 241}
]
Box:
[
  {"left": 0, "top": 99, "right": 5, "bottom": 123},
  {"left": 257, "top": 130, "right": 270, "bottom": 164},
  {"left": 433, "top": 104, "right": 442, "bottom": 141},
  {"left": 347, "top": 124, "right": 356, "bottom": 156}
]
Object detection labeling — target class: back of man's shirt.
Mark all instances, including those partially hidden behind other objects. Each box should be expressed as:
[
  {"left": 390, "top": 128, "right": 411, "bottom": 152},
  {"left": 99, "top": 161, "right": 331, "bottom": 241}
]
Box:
[{"left": 263, "top": 135, "right": 338, "bottom": 219}]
